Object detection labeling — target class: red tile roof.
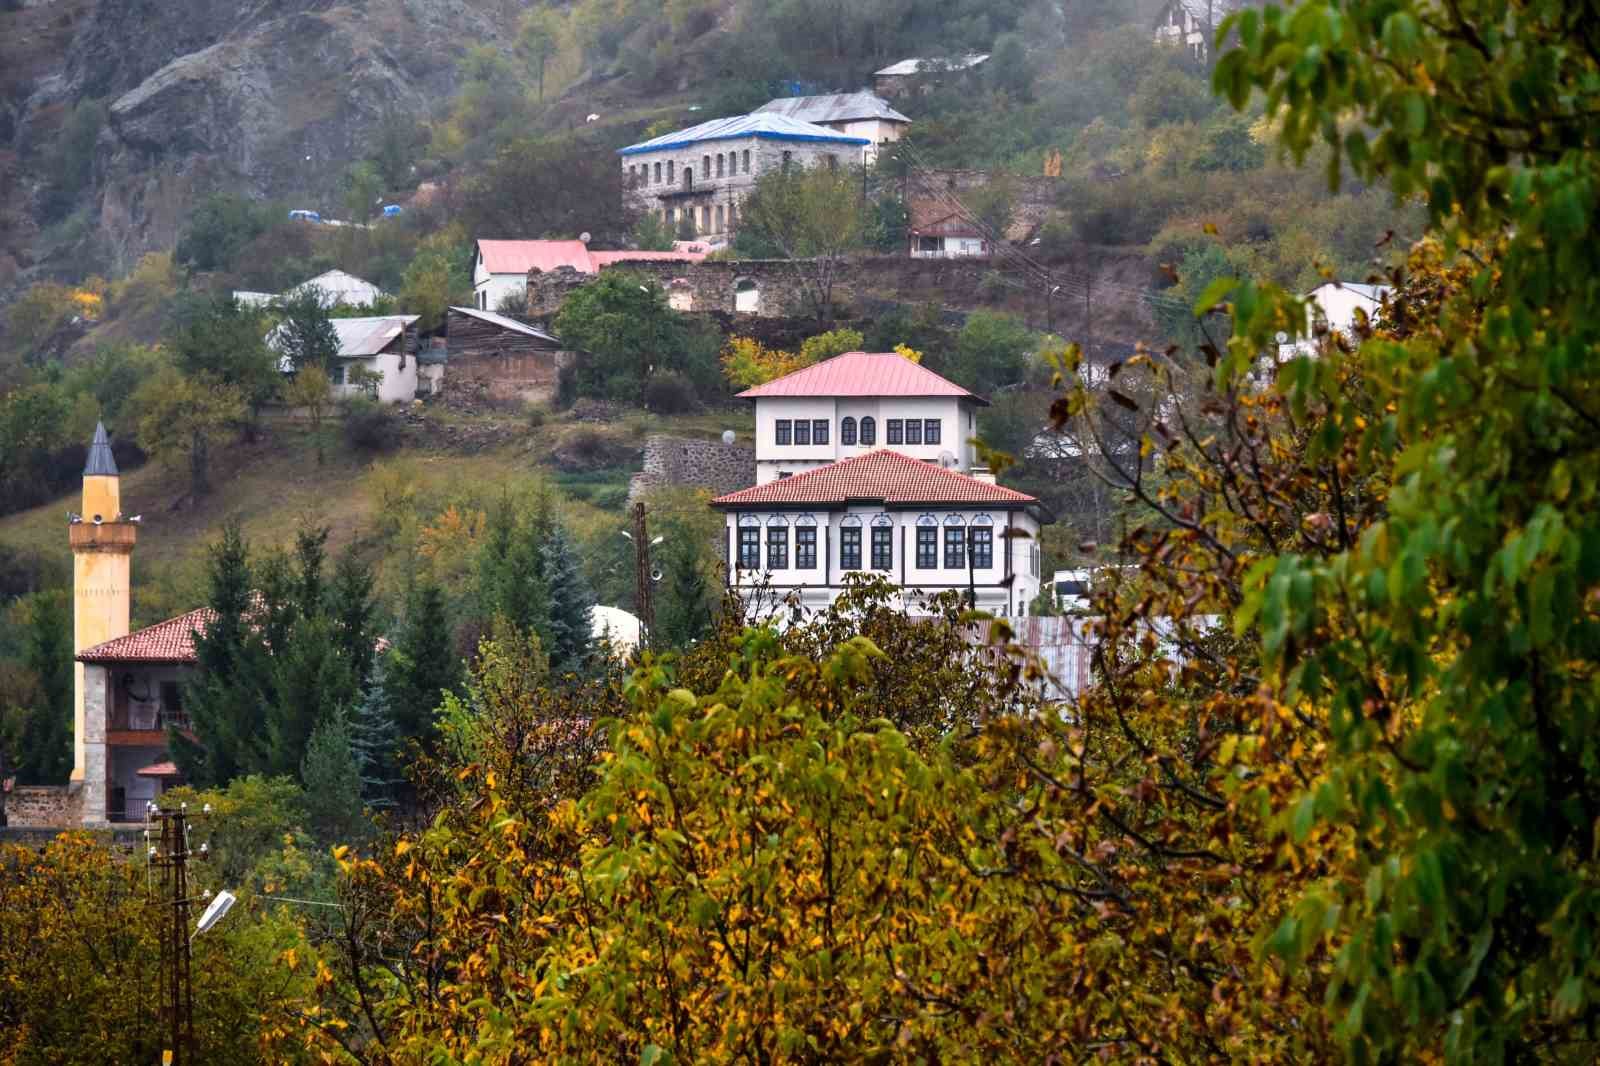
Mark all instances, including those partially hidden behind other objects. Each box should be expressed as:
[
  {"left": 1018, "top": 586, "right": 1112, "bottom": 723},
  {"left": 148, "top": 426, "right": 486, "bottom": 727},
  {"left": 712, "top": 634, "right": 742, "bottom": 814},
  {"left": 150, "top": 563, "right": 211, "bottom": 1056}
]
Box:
[
  {"left": 477, "top": 239, "right": 709, "bottom": 276},
  {"left": 135, "top": 760, "right": 180, "bottom": 778},
  {"left": 78, "top": 607, "right": 212, "bottom": 664},
  {"left": 712, "top": 450, "right": 1045, "bottom": 514},
  {"left": 737, "top": 351, "right": 985, "bottom": 404}
]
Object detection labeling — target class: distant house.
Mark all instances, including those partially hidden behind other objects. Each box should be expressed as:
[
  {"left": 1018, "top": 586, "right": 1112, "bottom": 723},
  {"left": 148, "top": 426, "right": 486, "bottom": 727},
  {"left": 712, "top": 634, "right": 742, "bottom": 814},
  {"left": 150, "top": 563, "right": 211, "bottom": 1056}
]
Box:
[
  {"left": 1153, "top": 0, "right": 1245, "bottom": 62},
  {"left": 872, "top": 54, "right": 989, "bottom": 97},
  {"left": 1279, "top": 281, "right": 1391, "bottom": 359},
  {"left": 618, "top": 113, "right": 871, "bottom": 243},
  {"left": 753, "top": 91, "right": 911, "bottom": 162},
  {"left": 907, "top": 202, "right": 988, "bottom": 258},
  {"left": 235, "top": 269, "right": 387, "bottom": 310},
  {"left": 271, "top": 314, "right": 421, "bottom": 404},
  {"left": 444, "top": 306, "right": 574, "bottom": 403},
  {"left": 472, "top": 238, "right": 708, "bottom": 311}
]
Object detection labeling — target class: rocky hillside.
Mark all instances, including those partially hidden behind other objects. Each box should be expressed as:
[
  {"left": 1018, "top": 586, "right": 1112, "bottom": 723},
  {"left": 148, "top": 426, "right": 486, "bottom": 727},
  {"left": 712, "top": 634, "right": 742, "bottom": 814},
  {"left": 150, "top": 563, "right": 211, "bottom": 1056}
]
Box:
[{"left": 3, "top": 0, "right": 521, "bottom": 284}]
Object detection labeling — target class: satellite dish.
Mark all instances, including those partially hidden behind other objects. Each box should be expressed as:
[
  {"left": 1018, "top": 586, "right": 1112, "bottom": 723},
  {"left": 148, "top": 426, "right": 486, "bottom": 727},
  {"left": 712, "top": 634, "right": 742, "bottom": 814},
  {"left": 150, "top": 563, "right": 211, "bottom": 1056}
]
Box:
[
  {"left": 92, "top": 514, "right": 103, "bottom": 525},
  {"left": 579, "top": 231, "right": 592, "bottom": 243},
  {"left": 195, "top": 889, "right": 236, "bottom": 936},
  {"left": 650, "top": 568, "right": 664, "bottom": 582},
  {"left": 721, "top": 429, "right": 736, "bottom": 445},
  {"left": 938, "top": 450, "right": 956, "bottom": 468}
]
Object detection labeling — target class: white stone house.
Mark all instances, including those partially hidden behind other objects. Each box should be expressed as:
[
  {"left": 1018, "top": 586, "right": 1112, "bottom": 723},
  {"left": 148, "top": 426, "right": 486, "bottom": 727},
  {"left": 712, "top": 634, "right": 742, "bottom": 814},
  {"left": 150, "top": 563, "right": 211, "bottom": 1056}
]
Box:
[
  {"left": 714, "top": 351, "right": 1051, "bottom": 619},
  {"left": 713, "top": 450, "right": 1051, "bottom": 619},
  {"left": 753, "top": 91, "right": 911, "bottom": 162},
  {"left": 618, "top": 113, "right": 870, "bottom": 243},
  {"left": 235, "top": 269, "right": 387, "bottom": 310},
  {"left": 472, "top": 238, "right": 708, "bottom": 311},
  {"left": 1153, "top": 0, "right": 1245, "bottom": 62},
  {"left": 270, "top": 314, "right": 422, "bottom": 404},
  {"left": 1278, "top": 281, "right": 1392, "bottom": 360},
  {"left": 737, "top": 351, "right": 988, "bottom": 484}
]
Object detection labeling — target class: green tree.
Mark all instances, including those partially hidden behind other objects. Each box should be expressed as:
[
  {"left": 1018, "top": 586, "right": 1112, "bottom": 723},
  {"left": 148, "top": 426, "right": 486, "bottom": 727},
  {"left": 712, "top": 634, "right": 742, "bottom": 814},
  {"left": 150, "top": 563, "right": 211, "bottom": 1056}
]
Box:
[
  {"left": 0, "top": 591, "right": 72, "bottom": 783},
  {"left": 399, "top": 247, "right": 457, "bottom": 333},
  {"left": 132, "top": 367, "right": 246, "bottom": 498},
  {"left": 162, "top": 293, "right": 280, "bottom": 420},
  {"left": 385, "top": 579, "right": 462, "bottom": 747},
  {"left": 299, "top": 708, "right": 366, "bottom": 844},
  {"left": 946, "top": 310, "right": 1036, "bottom": 394},
  {"left": 631, "top": 211, "right": 675, "bottom": 252},
  {"left": 349, "top": 660, "right": 401, "bottom": 808},
  {"left": 553, "top": 272, "right": 717, "bottom": 401},
  {"left": 342, "top": 161, "right": 383, "bottom": 224},
  {"left": 273, "top": 286, "right": 341, "bottom": 372},
  {"left": 653, "top": 522, "right": 713, "bottom": 649},
  {"left": 284, "top": 365, "right": 333, "bottom": 466},
  {"left": 518, "top": 8, "right": 561, "bottom": 100},
  {"left": 175, "top": 194, "right": 272, "bottom": 273},
  {"left": 540, "top": 520, "right": 594, "bottom": 677},
  {"left": 739, "top": 161, "right": 867, "bottom": 316}
]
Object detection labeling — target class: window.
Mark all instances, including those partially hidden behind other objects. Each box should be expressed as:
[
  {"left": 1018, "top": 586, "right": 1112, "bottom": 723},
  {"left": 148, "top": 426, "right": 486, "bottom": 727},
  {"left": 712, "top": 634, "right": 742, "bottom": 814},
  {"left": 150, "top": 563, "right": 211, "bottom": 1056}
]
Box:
[
  {"left": 944, "top": 527, "right": 966, "bottom": 569},
  {"left": 887, "top": 419, "right": 904, "bottom": 445},
  {"left": 841, "top": 417, "right": 857, "bottom": 445},
  {"left": 701, "top": 205, "right": 711, "bottom": 230},
  {"left": 793, "top": 419, "right": 811, "bottom": 445},
  {"left": 717, "top": 153, "right": 725, "bottom": 177},
  {"left": 775, "top": 419, "right": 792, "bottom": 445},
  {"left": 916, "top": 518, "right": 937, "bottom": 568},
  {"left": 329, "top": 364, "right": 346, "bottom": 385},
  {"left": 971, "top": 527, "right": 993, "bottom": 569},
  {"left": 840, "top": 527, "right": 862, "bottom": 569},
  {"left": 703, "top": 154, "right": 711, "bottom": 180},
  {"left": 905, "top": 419, "right": 922, "bottom": 445},
  {"left": 859, "top": 417, "right": 876, "bottom": 445},
  {"left": 160, "top": 681, "right": 182, "bottom": 712},
  {"left": 924, "top": 419, "right": 941, "bottom": 445},
  {"left": 796, "top": 525, "right": 817, "bottom": 568},
  {"left": 742, "top": 149, "right": 751, "bottom": 173},
  {"left": 738, "top": 526, "right": 761, "bottom": 569},
  {"left": 667, "top": 160, "right": 674, "bottom": 183},
  {"left": 654, "top": 161, "right": 662, "bottom": 183},
  {"left": 715, "top": 205, "right": 724, "bottom": 231},
  {"left": 782, "top": 150, "right": 793, "bottom": 170},
  {"left": 827, "top": 153, "right": 838, "bottom": 170},
  {"left": 767, "top": 525, "right": 788, "bottom": 569},
  {"left": 812, "top": 419, "right": 829, "bottom": 445},
  {"left": 871, "top": 526, "right": 893, "bottom": 571}
]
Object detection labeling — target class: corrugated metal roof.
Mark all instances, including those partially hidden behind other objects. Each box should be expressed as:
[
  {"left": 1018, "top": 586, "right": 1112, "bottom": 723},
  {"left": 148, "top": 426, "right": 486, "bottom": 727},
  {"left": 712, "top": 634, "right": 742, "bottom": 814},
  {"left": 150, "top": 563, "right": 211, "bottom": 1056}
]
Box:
[
  {"left": 619, "top": 113, "right": 870, "bottom": 155},
  {"left": 330, "top": 315, "right": 419, "bottom": 357},
  {"left": 712, "top": 450, "right": 1043, "bottom": 512},
  {"left": 737, "top": 351, "right": 985, "bottom": 404},
  {"left": 448, "top": 306, "right": 563, "bottom": 343},
  {"left": 755, "top": 91, "right": 911, "bottom": 126},
  {"left": 874, "top": 54, "right": 989, "bottom": 77}
]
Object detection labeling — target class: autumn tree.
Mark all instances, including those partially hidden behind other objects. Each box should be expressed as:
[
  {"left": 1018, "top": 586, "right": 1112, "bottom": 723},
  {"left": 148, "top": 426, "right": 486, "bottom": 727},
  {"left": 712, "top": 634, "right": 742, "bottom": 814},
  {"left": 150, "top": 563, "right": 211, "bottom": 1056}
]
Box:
[
  {"left": 132, "top": 366, "right": 246, "bottom": 498},
  {"left": 283, "top": 364, "right": 333, "bottom": 465},
  {"left": 738, "top": 161, "right": 867, "bottom": 317}
]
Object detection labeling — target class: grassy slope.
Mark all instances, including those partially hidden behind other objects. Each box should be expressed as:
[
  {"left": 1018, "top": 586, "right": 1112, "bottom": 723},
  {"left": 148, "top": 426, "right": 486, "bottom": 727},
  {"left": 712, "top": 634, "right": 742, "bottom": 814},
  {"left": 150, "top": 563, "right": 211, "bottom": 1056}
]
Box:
[{"left": 0, "top": 407, "right": 752, "bottom": 626}]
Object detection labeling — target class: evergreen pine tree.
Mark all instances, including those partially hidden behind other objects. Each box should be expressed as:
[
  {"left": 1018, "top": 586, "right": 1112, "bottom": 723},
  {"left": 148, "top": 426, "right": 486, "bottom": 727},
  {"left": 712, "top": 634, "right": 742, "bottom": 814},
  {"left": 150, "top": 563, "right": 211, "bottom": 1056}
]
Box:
[
  {"left": 327, "top": 546, "right": 377, "bottom": 688},
  {"left": 266, "top": 613, "right": 358, "bottom": 779},
  {"left": 541, "top": 520, "right": 595, "bottom": 676},
  {"left": 8, "top": 591, "right": 73, "bottom": 783},
  {"left": 387, "top": 579, "right": 462, "bottom": 747},
  {"left": 274, "top": 286, "right": 342, "bottom": 372},
  {"left": 178, "top": 521, "right": 268, "bottom": 786},
  {"left": 299, "top": 708, "right": 366, "bottom": 844},
  {"left": 476, "top": 493, "right": 551, "bottom": 640},
  {"left": 654, "top": 526, "right": 713, "bottom": 650},
  {"left": 348, "top": 659, "right": 401, "bottom": 808}
]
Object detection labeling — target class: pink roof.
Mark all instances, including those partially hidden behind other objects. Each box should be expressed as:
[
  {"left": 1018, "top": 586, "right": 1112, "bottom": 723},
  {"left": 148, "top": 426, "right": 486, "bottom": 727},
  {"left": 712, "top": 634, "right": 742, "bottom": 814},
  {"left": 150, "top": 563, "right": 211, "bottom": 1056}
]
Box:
[
  {"left": 737, "top": 352, "right": 985, "bottom": 404},
  {"left": 136, "top": 760, "right": 180, "bottom": 778},
  {"left": 477, "top": 239, "right": 709, "bottom": 276},
  {"left": 712, "top": 450, "right": 1043, "bottom": 513},
  {"left": 78, "top": 607, "right": 213, "bottom": 664}
]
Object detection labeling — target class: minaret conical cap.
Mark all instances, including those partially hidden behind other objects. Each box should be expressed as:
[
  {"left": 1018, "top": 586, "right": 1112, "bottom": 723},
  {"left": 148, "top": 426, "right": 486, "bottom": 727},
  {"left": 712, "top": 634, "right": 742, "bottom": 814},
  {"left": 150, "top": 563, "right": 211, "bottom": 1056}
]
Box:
[{"left": 84, "top": 421, "right": 118, "bottom": 476}]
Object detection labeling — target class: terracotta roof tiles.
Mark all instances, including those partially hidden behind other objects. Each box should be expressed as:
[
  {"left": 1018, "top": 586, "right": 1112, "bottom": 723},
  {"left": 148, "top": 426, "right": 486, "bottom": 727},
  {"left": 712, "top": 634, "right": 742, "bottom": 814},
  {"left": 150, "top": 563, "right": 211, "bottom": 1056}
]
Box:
[
  {"left": 712, "top": 450, "right": 1046, "bottom": 516},
  {"left": 77, "top": 607, "right": 213, "bottom": 664}
]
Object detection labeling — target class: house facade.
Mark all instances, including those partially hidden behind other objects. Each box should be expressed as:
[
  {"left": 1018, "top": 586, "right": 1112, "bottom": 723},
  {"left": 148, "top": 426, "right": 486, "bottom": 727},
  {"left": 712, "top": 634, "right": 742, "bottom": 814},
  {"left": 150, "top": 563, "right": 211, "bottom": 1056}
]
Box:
[
  {"left": 713, "top": 450, "right": 1050, "bottom": 619},
  {"left": 908, "top": 203, "right": 989, "bottom": 258},
  {"left": 473, "top": 238, "right": 707, "bottom": 311},
  {"left": 271, "top": 314, "right": 422, "bottom": 403},
  {"left": 714, "top": 353, "right": 1050, "bottom": 619},
  {"left": 445, "top": 305, "right": 574, "bottom": 403},
  {"left": 618, "top": 114, "right": 870, "bottom": 243},
  {"left": 1153, "top": 0, "right": 1244, "bottom": 62},
  {"left": 738, "top": 351, "right": 986, "bottom": 484},
  {"left": 753, "top": 92, "right": 910, "bottom": 162}
]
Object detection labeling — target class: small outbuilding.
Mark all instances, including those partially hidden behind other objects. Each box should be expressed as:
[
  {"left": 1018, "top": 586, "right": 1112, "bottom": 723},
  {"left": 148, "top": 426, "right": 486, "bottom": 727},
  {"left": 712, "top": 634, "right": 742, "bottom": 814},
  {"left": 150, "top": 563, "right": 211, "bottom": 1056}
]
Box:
[{"left": 444, "top": 306, "right": 575, "bottom": 404}]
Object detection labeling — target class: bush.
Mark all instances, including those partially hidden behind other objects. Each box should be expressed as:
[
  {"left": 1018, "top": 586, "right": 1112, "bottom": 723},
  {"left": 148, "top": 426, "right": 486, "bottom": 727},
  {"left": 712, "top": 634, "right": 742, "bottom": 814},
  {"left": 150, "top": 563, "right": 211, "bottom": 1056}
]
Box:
[
  {"left": 642, "top": 371, "right": 701, "bottom": 414},
  {"left": 552, "top": 426, "right": 638, "bottom": 472},
  {"left": 343, "top": 398, "right": 402, "bottom": 453},
  {"left": 525, "top": 402, "right": 549, "bottom": 429}
]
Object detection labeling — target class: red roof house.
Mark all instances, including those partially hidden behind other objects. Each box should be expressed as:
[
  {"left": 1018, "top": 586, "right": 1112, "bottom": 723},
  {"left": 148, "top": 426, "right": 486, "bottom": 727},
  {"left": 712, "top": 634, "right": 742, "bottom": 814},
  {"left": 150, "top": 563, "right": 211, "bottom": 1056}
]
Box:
[
  {"left": 737, "top": 351, "right": 986, "bottom": 405},
  {"left": 713, "top": 450, "right": 1048, "bottom": 519}
]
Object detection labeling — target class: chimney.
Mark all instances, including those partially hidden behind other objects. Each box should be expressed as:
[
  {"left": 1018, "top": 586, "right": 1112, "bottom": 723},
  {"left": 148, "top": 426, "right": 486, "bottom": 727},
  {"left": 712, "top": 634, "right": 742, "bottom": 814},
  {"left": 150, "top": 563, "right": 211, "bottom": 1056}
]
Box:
[{"left": 970, "top": 466, "right": 996, "bottom": 485}]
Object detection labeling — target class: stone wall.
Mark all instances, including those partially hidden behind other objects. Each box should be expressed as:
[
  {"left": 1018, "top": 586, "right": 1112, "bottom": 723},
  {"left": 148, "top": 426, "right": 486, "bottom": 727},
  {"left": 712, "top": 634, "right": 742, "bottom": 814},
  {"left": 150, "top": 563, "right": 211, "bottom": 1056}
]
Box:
[
  {"left": 628, "top": 435, "right": 755, "bottom": 503},
  {"left": 2, "top": 784, "right": 82, "bottom": 828},
  {"left": 529, "top": 259, "right": 817, "bottom": 319}
]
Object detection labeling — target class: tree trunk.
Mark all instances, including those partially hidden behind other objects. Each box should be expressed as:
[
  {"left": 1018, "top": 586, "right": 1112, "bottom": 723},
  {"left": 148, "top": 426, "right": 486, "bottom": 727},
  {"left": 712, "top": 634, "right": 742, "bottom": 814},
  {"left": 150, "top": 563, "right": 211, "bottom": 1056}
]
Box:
[{"left": 191, "top": 429, "right": 210, "bottom": 497}]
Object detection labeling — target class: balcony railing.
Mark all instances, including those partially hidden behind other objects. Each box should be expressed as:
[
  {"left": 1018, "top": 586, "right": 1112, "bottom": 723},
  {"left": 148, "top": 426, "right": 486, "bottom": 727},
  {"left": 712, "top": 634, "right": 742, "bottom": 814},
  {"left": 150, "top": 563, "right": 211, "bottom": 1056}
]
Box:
[{"left": 109, "top": 704, "right": 190, "bottom": 733}]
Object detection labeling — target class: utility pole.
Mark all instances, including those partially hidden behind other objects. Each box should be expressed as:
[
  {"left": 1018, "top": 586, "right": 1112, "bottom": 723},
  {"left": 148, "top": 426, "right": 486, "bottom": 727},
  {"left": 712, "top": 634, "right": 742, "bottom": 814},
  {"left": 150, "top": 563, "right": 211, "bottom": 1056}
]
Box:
[
  {"left": 151, "top": 803, "right": 195, "bottom": 1066},
  {"left": 633, "top": 501, "right": 656, "bottom": 649}
]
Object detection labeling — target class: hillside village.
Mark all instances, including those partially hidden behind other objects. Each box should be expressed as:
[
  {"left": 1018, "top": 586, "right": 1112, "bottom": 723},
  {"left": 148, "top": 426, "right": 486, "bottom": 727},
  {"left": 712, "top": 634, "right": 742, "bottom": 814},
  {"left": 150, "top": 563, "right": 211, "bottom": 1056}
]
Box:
[{"left": 4, "top": 0, "right": 1584, "bottom": 1062}]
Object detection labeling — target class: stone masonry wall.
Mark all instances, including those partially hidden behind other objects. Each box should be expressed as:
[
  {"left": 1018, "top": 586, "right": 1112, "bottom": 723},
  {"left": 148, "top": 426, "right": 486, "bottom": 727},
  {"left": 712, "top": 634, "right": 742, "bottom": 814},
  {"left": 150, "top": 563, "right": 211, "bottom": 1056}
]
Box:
[
  {"left": 628, "top": 435, "right": 755, "bottom": 504},
  {"left": 530, "top": 259, "right": 818, "bottom": 319},
  {"left": 3, "top": 784, "right": 82, "bottom": 828}
]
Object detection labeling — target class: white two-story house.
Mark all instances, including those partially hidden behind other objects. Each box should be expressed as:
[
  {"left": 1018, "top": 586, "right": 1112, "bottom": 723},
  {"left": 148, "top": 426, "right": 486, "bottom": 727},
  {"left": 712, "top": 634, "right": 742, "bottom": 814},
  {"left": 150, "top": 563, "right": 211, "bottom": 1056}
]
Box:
[
  {"left": 714, "top": 352, "right": 1052, "bottom": 618},
  {"left": 739, "top": 351, "right": 987, "bottom": 484}
]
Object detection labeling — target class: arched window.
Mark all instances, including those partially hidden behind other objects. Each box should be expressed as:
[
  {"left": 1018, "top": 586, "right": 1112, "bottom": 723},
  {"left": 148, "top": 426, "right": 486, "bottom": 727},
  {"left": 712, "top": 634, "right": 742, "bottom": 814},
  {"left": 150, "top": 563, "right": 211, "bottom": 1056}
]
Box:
[
  {"left": 840, "top": 417, "right": 857, "bottom": 445},
  {"left": 795, "top": 514, "right": 817, "bottom": 569},
  {"left": 859, "top": 416, "right": 876, "bottom": 445},
  {"left": 916, "top": 514, "right": 938, "bottom": 568},
  {"left": 765, "top": 514, "right": 789, "bottom": 570},
  {"left": 870, "top": 514, "right": 894, "bottom": 571},
  {"left": 969, "top": 514, "right": 994, "bottom": 570},
  {"left": 742, "top": 149, "right": 751, "bottom": 173},
  {"left": 715, "top": 204, "right": 724, "bottom": 231},
  {"left": 943, "top": 514, "right": 966, "bottom": 569},
  {"left": 717, "top": 153, "right": 725, "bottom": 177},
  {"left": 737, "top": 514, "right": 762, "bottom": 570},
  {"left": 839, "top": 514, "right": 863, "bottom": 570},
  {"left": 703, "top": 154, "right": 711, "bottom": 180},
  {"left": 735, "top": 278, "right": 760, "bottom": 314}
]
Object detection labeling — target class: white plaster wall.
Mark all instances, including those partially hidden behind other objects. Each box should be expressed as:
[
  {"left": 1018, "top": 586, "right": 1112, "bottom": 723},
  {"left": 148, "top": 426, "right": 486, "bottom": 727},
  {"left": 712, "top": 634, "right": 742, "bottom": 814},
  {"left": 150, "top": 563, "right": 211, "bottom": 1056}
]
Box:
[
  {"left": 333, "top": 352, "right": 417, "bottom": 405},
  {"left": 1279, "top": 284, "right": 1387, "bottom": 360},
  {"left": 753, "top": 396, "right": 975, "bottom": 482},
  {"left": 724, "top": 505, "right": 1042, "bottom": 617},
  {"left": 109, "top": 743, "right": 168, "bottom": 818},
  {"left": 473, "top": 272, "right": 528, "bottom": 313}
]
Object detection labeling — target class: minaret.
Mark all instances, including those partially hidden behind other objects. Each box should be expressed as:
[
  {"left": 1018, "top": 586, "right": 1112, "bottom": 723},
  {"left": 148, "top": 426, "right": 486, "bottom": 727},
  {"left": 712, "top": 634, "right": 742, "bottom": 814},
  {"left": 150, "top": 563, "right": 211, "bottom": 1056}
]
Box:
[{"left": 70, "top": 422, "right": 136, "bottom": 822}]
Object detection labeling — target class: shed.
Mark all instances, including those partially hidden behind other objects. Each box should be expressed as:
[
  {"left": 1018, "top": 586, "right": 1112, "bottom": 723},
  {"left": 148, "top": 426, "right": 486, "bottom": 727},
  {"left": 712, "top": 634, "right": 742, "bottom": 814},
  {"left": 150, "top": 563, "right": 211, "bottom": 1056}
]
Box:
[{"left": 445, "top": 306, "right": 575, "bottom": 404}]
